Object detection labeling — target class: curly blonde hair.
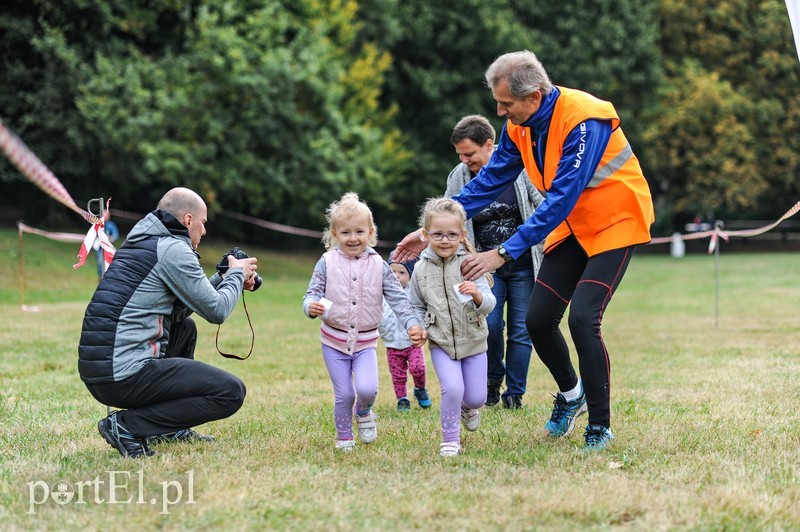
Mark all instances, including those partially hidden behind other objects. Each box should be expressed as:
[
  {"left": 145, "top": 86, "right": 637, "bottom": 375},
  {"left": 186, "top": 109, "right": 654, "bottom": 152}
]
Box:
[{"left": 322, "top": 192, "right": 378, "bottom": 251}]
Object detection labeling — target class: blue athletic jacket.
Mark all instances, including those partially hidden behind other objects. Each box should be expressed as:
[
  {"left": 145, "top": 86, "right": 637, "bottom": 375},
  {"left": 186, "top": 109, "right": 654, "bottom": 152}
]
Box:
[{"left": 453, "top": 86, "right": 613, "bottom": 258}]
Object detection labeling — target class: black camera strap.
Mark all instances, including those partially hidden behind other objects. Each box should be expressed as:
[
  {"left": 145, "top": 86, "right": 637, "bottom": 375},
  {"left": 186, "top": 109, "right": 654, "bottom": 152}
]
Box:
[{"left": 215, "top": 294, "right": 255, "bottom": 360}]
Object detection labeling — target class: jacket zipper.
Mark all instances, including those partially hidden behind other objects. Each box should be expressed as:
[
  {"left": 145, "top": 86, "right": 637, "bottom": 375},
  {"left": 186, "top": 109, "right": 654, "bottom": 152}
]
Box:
[{"left": 442, "top": 260, "right": 459, "bottom": 359}]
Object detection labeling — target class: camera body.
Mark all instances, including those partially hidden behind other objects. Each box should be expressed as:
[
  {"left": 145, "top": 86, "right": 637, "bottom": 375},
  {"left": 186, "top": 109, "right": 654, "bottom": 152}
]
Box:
[{"left": 217, "top": 247, "right": 262, "bottom": 291}]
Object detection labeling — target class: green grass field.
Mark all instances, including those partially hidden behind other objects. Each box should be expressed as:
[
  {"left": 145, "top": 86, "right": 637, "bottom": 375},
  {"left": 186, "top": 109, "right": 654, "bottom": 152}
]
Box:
[{"left": 1, "top": 228, "right": 798, "bottom": 530}]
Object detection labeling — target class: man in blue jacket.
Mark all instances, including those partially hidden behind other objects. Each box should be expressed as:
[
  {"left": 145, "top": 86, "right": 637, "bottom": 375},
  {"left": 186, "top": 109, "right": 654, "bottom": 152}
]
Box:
[{"left": 78, "top": 187, "right": 259, "bottom": 457}]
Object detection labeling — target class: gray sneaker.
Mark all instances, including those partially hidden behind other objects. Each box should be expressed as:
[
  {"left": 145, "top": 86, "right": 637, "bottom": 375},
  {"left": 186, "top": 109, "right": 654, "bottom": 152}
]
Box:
[
  {"left": 460, "top": 408, "right": 481, "bottom": 431},
  {"left": 149, "top": 428, "right": 215, "bottom": 444}
]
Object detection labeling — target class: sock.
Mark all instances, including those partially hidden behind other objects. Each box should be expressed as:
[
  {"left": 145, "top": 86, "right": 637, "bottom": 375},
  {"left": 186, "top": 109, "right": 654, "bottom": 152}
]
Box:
[
  {"left": 355, "top": 403, "right": 373, "bottom": 417},
  {"left": 398, "top": 396, "right": 408, "bottom": 402},
  {"left": 561, "top": 380, "right": 583, "bottom": 402}
]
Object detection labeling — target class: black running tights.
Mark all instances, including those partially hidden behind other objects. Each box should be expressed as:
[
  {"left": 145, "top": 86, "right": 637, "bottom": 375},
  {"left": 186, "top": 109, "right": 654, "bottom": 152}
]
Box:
[{"left": 526, "top": 235, "right": 636, "bottom": 428}]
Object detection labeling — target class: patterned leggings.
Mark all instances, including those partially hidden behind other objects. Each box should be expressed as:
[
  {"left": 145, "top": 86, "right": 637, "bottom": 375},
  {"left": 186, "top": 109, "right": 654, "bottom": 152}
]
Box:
[{"left": 386, "top": 345, "right": 427, "bottom": 399}]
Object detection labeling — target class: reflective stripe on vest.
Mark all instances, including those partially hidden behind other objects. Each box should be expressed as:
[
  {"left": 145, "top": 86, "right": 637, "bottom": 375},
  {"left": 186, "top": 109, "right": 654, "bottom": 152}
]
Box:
[{"left": 588, "top": 142, "right": 633, "bottom": 188}]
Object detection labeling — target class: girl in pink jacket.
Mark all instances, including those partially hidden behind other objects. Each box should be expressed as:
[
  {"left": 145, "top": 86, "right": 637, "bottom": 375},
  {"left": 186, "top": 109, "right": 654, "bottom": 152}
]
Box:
[{"left": 303, "top": 192, "right": 425, "bottom": 451}]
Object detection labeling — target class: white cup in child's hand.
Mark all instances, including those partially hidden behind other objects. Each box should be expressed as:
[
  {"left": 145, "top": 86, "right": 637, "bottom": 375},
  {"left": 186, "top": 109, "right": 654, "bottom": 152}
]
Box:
[
  {"left": 319, "top": 297, "right": 333, "bottom": 317},
  {"left": 453, "top": 284, "right": 473, "bottom": 304}
]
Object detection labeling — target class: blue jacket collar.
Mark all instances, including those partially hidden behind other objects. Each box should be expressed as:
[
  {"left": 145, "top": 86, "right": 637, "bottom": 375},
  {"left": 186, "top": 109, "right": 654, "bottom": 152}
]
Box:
[{"left": 522, "top": 86, "right": 560, "bottom": 136}]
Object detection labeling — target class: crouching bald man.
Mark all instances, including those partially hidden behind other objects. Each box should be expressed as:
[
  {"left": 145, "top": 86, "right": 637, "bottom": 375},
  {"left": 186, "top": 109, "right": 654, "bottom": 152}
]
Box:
[{"left": 78, "top": 187, "right": 258, "bottom": 457}]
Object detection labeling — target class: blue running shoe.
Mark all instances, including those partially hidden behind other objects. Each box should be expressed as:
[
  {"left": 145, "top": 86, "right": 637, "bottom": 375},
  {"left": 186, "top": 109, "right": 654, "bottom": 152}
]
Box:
[
  {"left": 397, "top": 397, "right": 411, "bottom": 412},
  {"left": 414, "top": 387, "right": 432, "bottom": 409},
  {"left": 543, "top": 391, "right": 587, "bottom": 438},
  {"left": 583, "top": 424, "right": 614, "bottom": 452}
]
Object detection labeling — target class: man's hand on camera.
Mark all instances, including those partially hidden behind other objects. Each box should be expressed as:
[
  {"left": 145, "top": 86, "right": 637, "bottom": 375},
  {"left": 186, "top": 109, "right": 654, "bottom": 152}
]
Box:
[{"left": 226, "top": 255, "right": 258, "bottom": 290}]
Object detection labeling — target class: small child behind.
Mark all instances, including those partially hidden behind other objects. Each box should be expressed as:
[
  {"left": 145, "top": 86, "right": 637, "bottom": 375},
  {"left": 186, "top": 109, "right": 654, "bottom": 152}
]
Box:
[
  {"left": 303, "top": 192, "right": 425, "bottom": 452},
  {"left": 378, "top": 258, "right": 432, "bottom": 412},
  {"left": 409, "top": 197, "right": 496, "bottom": 457}
]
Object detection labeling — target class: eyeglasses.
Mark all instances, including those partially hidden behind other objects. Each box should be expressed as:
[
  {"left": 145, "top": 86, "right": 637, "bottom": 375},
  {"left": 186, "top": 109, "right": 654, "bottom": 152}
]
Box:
[{"left": 427, "top": 231, "right": 462, "bottom": 242}]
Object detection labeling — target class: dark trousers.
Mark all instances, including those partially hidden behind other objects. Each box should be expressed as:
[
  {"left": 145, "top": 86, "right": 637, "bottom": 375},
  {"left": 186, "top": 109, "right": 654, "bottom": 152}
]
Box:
[
  {"left": 85, "top": 318, "right": 246, "bottom": 438},
  {"left": 526, "top": 236, "right": 635, "bottom": 428}
]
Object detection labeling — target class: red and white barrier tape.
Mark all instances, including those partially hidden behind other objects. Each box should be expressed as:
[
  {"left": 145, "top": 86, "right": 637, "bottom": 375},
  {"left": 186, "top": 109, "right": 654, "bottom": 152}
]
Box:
[
  {"left": 105, "top": 207, "right": 398, "bottom": 249},
  {"left": 8, "top": 113, "right": 796, "bottom": 258},
  {"left": 223, "top": 211, "right": 395, "bottom": 249},
  {"left": 74, "top": 207, "right": 116, "bottom": 270},
  {"left": 1, "top": 119, "right": 115, "bottom": 269},
  {"left": 648, "top": 200, "right": 800, "bottom": 253},
  {"left": 17, "top": 222, "right": 86, "bottom": 243}
]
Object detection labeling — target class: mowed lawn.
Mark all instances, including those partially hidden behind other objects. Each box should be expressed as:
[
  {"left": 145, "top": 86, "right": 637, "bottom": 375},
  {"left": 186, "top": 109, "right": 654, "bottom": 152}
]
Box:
[{"left": 0, "top": 228, "right": 798, "bottom": 530}]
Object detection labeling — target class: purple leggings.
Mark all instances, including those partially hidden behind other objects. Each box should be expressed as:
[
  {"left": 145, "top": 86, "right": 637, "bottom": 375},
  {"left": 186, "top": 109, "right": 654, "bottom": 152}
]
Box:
[
  {"left": 321, "top": 344, "right": 379, "bottom": 440},
  {"left": 430, "top": 347, "right": 487, "bottom": 443},
  {"left": 386, "top": 345, "right": 427, "bottom": 399}
]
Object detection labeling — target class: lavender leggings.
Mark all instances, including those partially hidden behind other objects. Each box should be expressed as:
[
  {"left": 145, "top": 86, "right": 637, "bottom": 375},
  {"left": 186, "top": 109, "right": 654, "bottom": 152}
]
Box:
[
  {"left": 321, "top": 344, "right": 379, "bottom": 440},
  {"left": 430, "top": 347, "right": 487, "bottom": 443}
]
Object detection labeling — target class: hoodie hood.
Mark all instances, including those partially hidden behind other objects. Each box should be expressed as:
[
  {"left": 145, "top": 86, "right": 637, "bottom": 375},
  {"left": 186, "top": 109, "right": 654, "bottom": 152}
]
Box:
[{"left": 126, "top": 210, "right": 191, "bottom": 247}]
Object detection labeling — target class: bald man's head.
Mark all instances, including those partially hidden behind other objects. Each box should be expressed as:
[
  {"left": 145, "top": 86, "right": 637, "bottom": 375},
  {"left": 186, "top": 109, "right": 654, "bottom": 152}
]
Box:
[
  {"left": 157, "top": 187, "right": 205, "bottom": 220},
  {"left": 157, "top": 187, "right": 208, "bottom": 249}
]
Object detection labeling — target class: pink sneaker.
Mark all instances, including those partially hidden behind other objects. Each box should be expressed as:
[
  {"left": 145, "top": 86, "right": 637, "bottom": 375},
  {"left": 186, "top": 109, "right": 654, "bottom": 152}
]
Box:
[
  {"left": 335, "top": 439, "right": 356, "bottom": 452},
  {"left": 440, "top": 441, "right": 461, "bottom": 457},
  {"left": 460, "top": 408, "right": 481, "bottom": 431}
]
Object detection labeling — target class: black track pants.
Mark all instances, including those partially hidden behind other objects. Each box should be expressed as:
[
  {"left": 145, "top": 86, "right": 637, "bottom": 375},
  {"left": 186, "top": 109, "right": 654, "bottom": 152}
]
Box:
[
  {"left": 525, "top": 236, "right": 635, "bottom": 428},
  {"left": 85, "top": 318, "right": 246, "bottom": 437}
]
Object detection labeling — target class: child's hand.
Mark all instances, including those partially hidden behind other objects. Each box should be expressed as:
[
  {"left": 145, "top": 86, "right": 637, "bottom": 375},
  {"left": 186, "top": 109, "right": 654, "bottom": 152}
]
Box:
[
  {"left": 308, "top": 301, "right": 326, "bottom": 318},
  {"left": 457, "top": 281, "right": 483, "bottom": 306},
  {"left": 408, "top": 325, "right": 427, "bottom": 346}
]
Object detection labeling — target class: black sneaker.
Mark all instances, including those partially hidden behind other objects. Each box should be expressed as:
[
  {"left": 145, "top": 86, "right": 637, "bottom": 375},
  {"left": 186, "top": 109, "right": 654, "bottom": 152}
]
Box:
[
  {"left": 485, "top": 378, "right": 503, "bottom": 407},
  {"left": 98, "top": 412, "right": 155, "bottom": 458},
  {"left": 149, "top": 428, "right": 215, "bottom": 444},
  {"left": 502, "top": 395, "right": 523, "bottom": 409}
]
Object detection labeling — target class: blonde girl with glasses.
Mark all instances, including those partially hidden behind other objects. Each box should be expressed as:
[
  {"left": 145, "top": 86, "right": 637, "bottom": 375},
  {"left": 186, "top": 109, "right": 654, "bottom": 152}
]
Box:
[{"left": 408, "top": 197, "right": 496, "bottom": 457}]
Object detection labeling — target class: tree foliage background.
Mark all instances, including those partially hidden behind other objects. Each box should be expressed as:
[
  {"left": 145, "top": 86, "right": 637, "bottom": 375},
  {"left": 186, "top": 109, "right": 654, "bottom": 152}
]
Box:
[{"left": 1, "top": 0, "right": 798, "bottom": 243}]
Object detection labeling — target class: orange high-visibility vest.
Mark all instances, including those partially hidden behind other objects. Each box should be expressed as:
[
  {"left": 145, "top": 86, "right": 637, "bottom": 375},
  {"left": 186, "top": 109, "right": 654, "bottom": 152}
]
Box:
[{"left": 506, "top": 87, "right": 654, "bottom": 256}]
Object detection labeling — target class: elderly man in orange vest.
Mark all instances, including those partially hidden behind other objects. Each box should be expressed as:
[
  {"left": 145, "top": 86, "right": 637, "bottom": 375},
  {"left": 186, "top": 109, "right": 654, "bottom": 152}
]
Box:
[{"left": 395, "top": 50, "right": 654, "bottom": 451}]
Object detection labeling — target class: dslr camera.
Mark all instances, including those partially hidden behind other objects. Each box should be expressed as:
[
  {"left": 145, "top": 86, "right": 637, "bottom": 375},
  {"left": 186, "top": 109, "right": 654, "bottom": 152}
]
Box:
[{"left": 217, "top": 247, "right": 262, "bottom": 291}]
